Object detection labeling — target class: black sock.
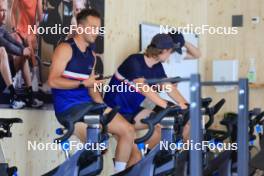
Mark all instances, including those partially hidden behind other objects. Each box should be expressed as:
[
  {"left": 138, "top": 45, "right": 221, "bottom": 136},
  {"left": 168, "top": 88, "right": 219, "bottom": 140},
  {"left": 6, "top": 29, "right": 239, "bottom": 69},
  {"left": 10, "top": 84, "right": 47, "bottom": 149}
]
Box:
[
  {"left": 26, "top": 86, "right": 33, "bottom": 101},
  {"left": 146, "top": 148, "right": 151, "bottom": 154},
  {"left": 8, "top": 85, "right": 17, "bottom": 99}
]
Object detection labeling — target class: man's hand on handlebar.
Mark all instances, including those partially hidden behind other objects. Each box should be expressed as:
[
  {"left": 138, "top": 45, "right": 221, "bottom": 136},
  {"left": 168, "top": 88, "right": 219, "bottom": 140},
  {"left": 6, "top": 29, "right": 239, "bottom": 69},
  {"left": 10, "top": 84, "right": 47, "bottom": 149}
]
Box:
[
  {"left": 179, "top": 102, "right": 188, "bottom": 109},
  {"left": 83, "top": 74, "right": 106, "bottom": 88},
  {"left": 166, "top": 101, "right": 188, "bottom": 110}
]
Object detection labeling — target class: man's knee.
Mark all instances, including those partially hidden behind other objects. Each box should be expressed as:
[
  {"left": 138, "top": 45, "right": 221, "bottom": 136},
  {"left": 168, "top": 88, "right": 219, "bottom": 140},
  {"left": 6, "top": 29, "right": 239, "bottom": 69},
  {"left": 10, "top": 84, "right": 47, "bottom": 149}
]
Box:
[
  {"left": 0, "top": 47, "right": 7, "bottom": 55},
  {"left": 154, "top": 125, "right": 161, "bottom": 135},
  {"left": 74, "top": 122, "right": 87, "bottom": 142},
  {"left": 117, "top": 123, "right": 135, "bottom": 140}
]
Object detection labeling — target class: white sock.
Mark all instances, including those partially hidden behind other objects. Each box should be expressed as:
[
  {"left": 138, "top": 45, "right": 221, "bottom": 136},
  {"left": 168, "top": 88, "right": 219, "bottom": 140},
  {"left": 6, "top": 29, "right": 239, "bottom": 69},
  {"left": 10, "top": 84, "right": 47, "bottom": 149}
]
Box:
[{"left": 114, "top": 161, "right": 127, "bottom": 173}]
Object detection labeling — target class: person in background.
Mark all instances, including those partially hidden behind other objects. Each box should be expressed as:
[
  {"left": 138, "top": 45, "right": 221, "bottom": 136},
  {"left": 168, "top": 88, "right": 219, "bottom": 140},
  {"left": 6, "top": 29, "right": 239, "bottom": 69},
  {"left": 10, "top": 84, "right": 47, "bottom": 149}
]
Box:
[
  {"left": 72, "top": 0, "right": 87, "bottom": 25},
  {"left": 11, "top": 0, "right": 43, "bottom": 90},
  {"left": 0, "top": 0, "right": 43, "bottom": 108}
]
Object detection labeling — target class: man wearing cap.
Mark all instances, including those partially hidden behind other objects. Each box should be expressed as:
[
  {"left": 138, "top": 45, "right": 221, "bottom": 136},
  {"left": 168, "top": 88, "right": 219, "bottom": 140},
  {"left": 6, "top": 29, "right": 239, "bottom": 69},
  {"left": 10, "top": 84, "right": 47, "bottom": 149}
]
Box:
[
  {"left": 163, "top": 30, "right": 201, "bottom": 77},
  {"left": 104, "top": 33, "right": 188, "bottom": 166},
  {"left": 160, "top": 31, "right": 201, "bottom": 146}
]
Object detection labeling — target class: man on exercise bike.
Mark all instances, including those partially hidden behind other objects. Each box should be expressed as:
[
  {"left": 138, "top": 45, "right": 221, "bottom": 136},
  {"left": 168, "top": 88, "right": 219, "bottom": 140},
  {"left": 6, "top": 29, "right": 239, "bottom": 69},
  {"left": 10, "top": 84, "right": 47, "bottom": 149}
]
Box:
[
  {"left": 104, "top": 33, "right": 189, "bottom": 167},
  {"left": 48, "top": 9, "right": 136, "bottom": 174}
]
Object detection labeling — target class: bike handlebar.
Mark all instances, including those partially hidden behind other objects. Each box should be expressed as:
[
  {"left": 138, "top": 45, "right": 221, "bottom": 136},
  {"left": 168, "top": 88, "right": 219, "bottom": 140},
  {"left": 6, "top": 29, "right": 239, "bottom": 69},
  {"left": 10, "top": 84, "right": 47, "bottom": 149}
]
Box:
[{"left": 135, "top": 106, "right": 183, "bottom": 144}]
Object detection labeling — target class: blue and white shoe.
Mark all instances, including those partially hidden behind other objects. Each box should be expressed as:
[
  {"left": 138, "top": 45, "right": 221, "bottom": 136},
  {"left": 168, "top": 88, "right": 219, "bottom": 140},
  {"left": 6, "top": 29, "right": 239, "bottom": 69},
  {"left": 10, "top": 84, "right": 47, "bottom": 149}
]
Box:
[{"left": 10, "top": 99, "right": 26, "bottom": 109}]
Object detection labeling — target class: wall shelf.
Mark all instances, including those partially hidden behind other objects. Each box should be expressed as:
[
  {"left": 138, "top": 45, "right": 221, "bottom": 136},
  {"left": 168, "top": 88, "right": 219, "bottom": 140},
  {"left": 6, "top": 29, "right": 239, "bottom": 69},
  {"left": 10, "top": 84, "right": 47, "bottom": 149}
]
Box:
[{"left": 249, "top": 83, "right": 264, "bottom": 89}]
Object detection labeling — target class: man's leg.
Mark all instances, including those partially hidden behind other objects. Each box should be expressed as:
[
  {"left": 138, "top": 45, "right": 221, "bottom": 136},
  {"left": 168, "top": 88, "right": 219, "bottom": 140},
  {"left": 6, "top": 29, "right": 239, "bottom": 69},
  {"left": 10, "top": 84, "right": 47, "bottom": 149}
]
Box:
[
  {"left": 0, "top": 47, "right": 13, "bottom": 87},
  {"left": 0, "top": 47, "right": 25, "bottom": 108},
  {"left": 13, "top": 55, "right": 43, "bottom": 108},
  {"left": 26, "top": 34, "right": 38, "bottom": 66},
  {"left": 26, "top": 33, "right": 42, "bottom": 89},
  {"left": 12, "top": 56, "right": 31, "bottom": 86},
  {"left": 127, "top": 109, "right": 161, "bottom": 167},
  {"left": 182, "top": 121, "right": 190, "bottom": 142},
  {"left": 74, "top": 109, "right": 135, "bottom": 173}
]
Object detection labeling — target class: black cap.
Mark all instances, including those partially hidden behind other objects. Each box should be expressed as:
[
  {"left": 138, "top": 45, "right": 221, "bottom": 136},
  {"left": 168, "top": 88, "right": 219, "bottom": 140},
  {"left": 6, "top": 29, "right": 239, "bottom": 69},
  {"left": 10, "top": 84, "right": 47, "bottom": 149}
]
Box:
[
  {"left": 150, "top": 34, "right": 175, "bottom": 49},
  {"left": 168, "top": 31, "right": 185, "bottom": 54}
]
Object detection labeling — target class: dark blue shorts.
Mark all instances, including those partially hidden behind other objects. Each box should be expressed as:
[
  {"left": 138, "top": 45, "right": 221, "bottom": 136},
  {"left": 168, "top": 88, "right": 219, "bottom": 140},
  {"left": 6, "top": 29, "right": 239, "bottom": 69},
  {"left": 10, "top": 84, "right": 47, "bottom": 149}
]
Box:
[{"left": 120, "top": 107, "right": 144, "bottom": 124}]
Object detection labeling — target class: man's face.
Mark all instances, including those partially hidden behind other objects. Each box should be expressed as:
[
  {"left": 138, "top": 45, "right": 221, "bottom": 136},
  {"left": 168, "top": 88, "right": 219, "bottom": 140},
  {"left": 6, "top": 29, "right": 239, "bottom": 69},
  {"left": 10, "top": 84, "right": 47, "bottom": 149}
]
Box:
[
  {"left": 80, "top": 16, "right": 101, "bottom": 44},
  {"left": 0, "top": 0, "right": 7, "bottom": 25},
  {"left": 158, "top": 48, "right": 173, "bottom": 63}
]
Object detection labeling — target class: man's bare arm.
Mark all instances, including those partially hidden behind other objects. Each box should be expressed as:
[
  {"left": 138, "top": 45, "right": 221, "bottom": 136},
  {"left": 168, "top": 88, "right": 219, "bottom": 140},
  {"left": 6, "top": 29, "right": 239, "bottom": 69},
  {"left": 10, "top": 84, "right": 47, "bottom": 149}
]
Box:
[
  {"left": 10, "top": 0, "right": 18, "bottom": 29},
  {"left": 48, "top": 43, "right": 80, "bottom": 89},
  {"left": 164, "top": 83, "right": 188, "bottom": 108},
  {"left": 185, "top": 41, "right": 201, "bottom": 59},
  {"left": 37, "top": 0, "right": 44, "bottom": 23},
  {"left": 48, "top": 43, "right": 104, "bottom": 89},
  {"left": 134, "top": 78, "right": 168, "bottom": 108}
]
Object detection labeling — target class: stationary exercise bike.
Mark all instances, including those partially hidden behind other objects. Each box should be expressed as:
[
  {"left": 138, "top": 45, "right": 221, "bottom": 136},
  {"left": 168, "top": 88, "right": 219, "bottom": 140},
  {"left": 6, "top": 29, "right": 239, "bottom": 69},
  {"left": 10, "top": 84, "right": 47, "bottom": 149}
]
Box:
[
  {"left": 113, "top": 97, "right": 225, "bottom": 176},
  {"left": 203, "top": 108, "right": 264, "bottom": 176},
  {"left": 0, "top": 118, "right": 23, "bottom": 176},
  {"left": 250, "top": 111, "right": 264, "bottom": 175},
  {"left": 43, "top": 103, "right": 119, "bottom": 176}
]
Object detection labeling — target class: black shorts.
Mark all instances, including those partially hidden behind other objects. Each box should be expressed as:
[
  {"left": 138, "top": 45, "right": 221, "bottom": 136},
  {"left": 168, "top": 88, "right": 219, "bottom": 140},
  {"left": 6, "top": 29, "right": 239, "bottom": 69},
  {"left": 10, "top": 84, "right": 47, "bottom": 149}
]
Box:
[{"left": 120, "top": 107, "right": 145, "bottom": 124}]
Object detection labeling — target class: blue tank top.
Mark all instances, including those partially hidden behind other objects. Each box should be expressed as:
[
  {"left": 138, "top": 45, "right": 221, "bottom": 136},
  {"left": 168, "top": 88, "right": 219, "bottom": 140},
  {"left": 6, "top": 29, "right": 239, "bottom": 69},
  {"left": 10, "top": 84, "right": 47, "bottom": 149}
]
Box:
[
  {"left": 104, "top": 54, "right": 167, "bottom": 115},
  {"left": 52, "top": 38, "right": 95, "bottom": 114}
]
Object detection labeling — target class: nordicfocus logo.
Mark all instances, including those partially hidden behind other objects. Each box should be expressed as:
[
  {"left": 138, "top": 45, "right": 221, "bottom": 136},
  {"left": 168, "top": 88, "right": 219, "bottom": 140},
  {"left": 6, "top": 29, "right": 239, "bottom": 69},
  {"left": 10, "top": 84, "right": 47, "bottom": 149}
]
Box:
[
  {"left": 28, "top": 24, "right": 105, "bottom": 35},
  {"left": 94, "top": 82, "right": 173, "bottom": 93},
  {"left": 27, "top": 140, "right": 107, "bottom": 151},
  {"left": 160, "top": 24, "right": 238, "bottom": 35},
  {"left": 160, "top": 140, "right": 238, "bottom": 152}
]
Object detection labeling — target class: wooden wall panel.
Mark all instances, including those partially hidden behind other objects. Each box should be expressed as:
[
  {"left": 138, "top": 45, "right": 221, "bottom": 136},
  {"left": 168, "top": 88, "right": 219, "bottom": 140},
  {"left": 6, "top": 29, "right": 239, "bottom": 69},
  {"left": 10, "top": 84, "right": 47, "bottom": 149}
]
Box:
[
  {"left": 104, "top": 0, "right": 264, "bottom": 122},
  {"left": 104, "top": 0, "right": 208, "bottom": 75},
  {"left": 205, "top": 0, "right": 264, "bottom": 115}
]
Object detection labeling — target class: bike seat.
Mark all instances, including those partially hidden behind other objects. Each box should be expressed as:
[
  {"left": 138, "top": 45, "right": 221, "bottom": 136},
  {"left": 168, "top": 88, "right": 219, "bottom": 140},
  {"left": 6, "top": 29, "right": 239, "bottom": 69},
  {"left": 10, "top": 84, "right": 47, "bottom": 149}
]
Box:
[
  {"left": 201, "top": 97, "right": 212, "bottom": 108},
  {"left": 0, "top": 118, "right": 23, "bottom": 127},
  {"left": 220, "top": 113, "right": 237, "bottom": 126},
  {"left": 54, "top": 103, "right": 120, "bottom": 143},
  {"left": 0, "top": 118, "right": 22, "bottom": 139},
  {"left": 59, "top": 103, "right": 107, "bottom": 128},
  {"left": 205, "top": 129, "right": 229, "bottom": 141}
]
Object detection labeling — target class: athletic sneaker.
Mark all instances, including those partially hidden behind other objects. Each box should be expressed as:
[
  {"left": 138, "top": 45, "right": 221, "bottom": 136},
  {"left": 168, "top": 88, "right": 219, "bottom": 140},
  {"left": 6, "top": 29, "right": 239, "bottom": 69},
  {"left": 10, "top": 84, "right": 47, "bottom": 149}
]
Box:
[
  {"left": 10, "top": 99, "right": 26, "bottom": 109},
  {"left": 25, "top": 98, "right": 44, "bottom": 108}
]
